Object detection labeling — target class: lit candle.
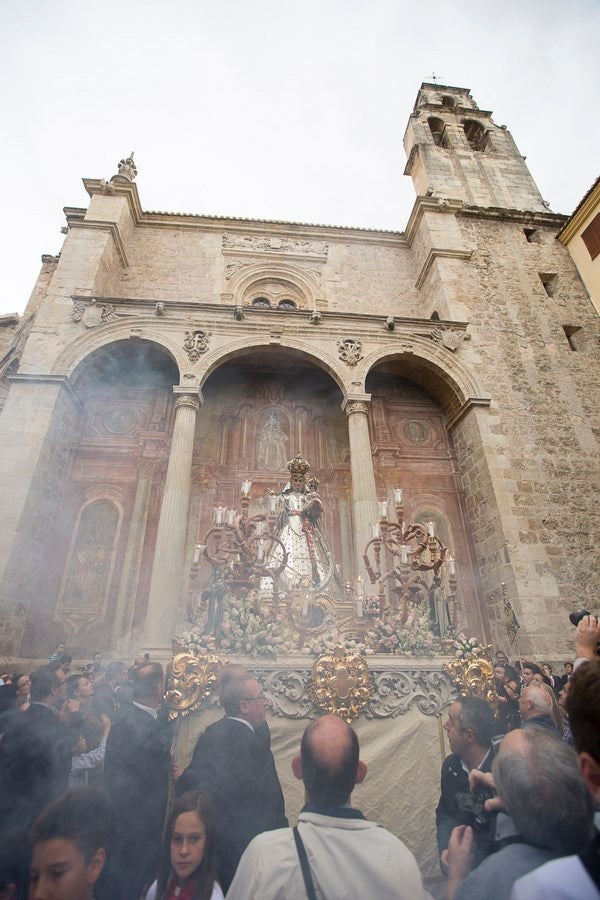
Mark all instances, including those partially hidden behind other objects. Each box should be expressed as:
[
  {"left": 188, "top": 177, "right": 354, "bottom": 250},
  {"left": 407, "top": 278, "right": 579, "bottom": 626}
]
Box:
[
  {"left": 226, "top": 509, "right": 236, "bottom": 526},
  {"left": 255, "top": 520, "right": 265, "bottom": 536},
  {"left": 356, "top": 598, "right": 364, "bottom": 618},
  {"left": 302, "top": 595, "right": 309, "bottom": 617},
  {"left": 372, "top": 523, "right": 381, "bottom": 540},
  {"left": 448, "top": 555, "right": 456, "bottom": 576},
  {"left": 240, "top": 480, "right": 252, "bottom": 498},
  {"left": 427, "top": 521, "right": 435, "bottom": 537},
  {"left": 268, "top": 493, "right": 279, "bottom": 513},
  {"left": 378, "top": 499, "right": 389, "bottom": 521},
  {"left": 256, "top": 542, "right": 265, "bottom": 561},
  {"left": 356, "top": 575, "right": 364, "bottom": 597},
  {"left": 400, "top": 544, "right": 408, "bottom": 565},
  {"left": 214, "top": 505, "right": 225, "bottom": 525},
  {"left": 193, "top": 544, "right": 201, "bottom": 564},
  {"left": 393, "top": 487, "right": 404, "bottom": 505}
]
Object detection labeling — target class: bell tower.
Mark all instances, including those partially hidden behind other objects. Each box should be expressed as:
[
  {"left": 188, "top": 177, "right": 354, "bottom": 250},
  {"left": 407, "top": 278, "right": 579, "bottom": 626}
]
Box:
[{"left": 403, "top": 83, "right": 547, "bottom": 212}]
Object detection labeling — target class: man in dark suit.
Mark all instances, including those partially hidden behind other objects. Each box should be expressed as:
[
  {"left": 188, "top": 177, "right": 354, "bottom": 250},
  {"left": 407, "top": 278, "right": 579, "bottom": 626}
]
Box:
[
  {"left": 177, "top": 675, "right": 288, "bottom": 891},
  {"left": 0, "top": 664, "right": 72, "bottom": 830},
  {"left": 436, "top": 696, "right": 497, "bottom": 872},
  {"left": 102, "top": 661, "right": 173, "bottom": 900}
]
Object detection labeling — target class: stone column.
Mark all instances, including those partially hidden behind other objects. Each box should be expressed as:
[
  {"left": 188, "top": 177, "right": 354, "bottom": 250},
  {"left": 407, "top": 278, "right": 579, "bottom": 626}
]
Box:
[
  {"left": 112, "top": 458, "right": 157, "bottom": 652},
  {"left": 343, "top": 395, "right": 379, "bottom": 578},
  {"left": 143, "top": 389, "right": 200, "bottom": 653}
]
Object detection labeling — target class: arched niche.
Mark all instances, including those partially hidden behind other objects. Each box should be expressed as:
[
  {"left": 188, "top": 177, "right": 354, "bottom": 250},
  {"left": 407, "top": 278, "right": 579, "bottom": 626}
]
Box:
[
  {"left": 462, "top": 119, "right": 489, "bottom": 152},
  {"left": 428, "top": 116, "right": 449, "bottom": 148},
  {"left": 188, "top": 347, "right": 353, "bottom": 585},
  {"left": 227, "top": 262, "right": 324, "bottom": 310},
  {"left": 365, "top": 361, "right": 487, "bottom": 639}
]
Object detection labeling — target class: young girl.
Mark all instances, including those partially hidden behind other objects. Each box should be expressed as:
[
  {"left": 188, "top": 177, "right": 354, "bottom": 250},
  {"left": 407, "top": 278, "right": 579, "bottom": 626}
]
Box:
[{"left": 145, "top": 791, "right": 223, "bottom": 900}]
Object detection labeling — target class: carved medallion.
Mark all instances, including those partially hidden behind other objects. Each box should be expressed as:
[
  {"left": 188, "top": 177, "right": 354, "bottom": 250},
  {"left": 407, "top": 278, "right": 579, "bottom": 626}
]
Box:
[
  {"left": 337, "top": 339, "right": 364, "bottom": 366},
  {"left": 104, "top": 408, "right": 138, "bottom": 434},
  {"left": 166, "top": 652, "right": 224, "bottom": 720},
  {"left": 184, "top": 330, "right": 211, "bottom": 362},
  {"left": 404, "top": 420, "right": 430, "bottom": 444},
  {"left": 310, "top": 647, "right": 373, "bottom": 723}
]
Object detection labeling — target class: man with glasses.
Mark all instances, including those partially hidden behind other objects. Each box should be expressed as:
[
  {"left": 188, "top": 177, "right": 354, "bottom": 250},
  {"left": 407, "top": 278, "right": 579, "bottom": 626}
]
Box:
[{"left": 177, "top": 675, "right": 287, "bottom": 891}]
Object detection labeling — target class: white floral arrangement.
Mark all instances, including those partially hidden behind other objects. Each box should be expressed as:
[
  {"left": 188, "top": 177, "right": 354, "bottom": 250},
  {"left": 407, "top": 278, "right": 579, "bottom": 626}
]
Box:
[
  {"left": 365, "top": 607, "right": 442, "bottom": 656},
  {"left": 452, "top": 633, "right": 483, "bottom": 659},
  {"left": 304, "top": 627, "right": 368, "bottom": 657}
]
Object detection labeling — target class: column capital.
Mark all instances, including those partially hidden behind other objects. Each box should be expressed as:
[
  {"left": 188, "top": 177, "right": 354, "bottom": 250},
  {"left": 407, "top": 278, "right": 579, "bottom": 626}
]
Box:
[
  {"left": 342, "top": 393, "right": 371, "bottom": 417},
  {"left": 173, "top": 386, "right": 202, "bottom": 411}
]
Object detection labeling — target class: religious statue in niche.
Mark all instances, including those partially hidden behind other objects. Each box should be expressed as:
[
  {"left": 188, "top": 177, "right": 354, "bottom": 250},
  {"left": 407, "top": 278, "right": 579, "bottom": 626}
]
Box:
[
  {"left": 257, "top": 410, "right": 288, "bottom": 471},
  {"left": 58, "top": 500, "right": 118, "bottom": 626},
  {"left": 264, "top": 454, "right": 336, "bottom": 594}
]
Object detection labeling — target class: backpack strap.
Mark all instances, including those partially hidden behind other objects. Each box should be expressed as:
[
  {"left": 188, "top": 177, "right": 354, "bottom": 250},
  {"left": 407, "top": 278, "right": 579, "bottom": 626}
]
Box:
[{"left": 293, "top": 825, "right": 318, "bottom": 900}]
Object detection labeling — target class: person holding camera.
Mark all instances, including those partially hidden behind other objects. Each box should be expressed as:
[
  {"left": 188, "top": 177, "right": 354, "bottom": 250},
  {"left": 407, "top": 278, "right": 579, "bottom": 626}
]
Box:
[
  {"left": 436, "top": 697, "right": 498, "bottom": 873},
  {"left": 444, "top": 726, "right": 594, "bottom": 900}
]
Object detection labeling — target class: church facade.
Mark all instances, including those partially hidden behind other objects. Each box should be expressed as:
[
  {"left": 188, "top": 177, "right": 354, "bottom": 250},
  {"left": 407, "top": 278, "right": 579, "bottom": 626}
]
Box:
[{"left": 1, "top": 82, "right": 598, "bottom": 663}]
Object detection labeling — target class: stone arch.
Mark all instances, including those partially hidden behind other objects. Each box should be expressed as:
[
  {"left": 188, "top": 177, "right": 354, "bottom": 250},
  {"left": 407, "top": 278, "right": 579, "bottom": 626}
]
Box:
[
  {"left": 357, "top": 338, "right": 490, "bottom": 423},
  {"left": 227, "top": 262, "right": 325, "bottom": 310},
  {"left": 53, "top": 323, "right": 186, "bottom": 382},
  {"left": 196, "top": 337, "right": 348, "bottom": 396}
]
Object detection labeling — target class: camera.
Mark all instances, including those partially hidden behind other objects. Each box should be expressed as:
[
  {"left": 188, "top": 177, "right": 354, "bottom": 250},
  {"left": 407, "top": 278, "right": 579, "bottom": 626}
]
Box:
[
  {"left": 454, "top": 788, "right": 495, "bottom": 832},
  {"left": 569, "top": 609, "right": 593, "bottom": 627}
]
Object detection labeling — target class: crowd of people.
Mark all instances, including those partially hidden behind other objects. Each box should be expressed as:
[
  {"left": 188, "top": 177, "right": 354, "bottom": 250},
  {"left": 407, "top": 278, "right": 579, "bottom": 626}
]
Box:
[{"left": 0, "top": 616, "right": 598, "bottom": 900}]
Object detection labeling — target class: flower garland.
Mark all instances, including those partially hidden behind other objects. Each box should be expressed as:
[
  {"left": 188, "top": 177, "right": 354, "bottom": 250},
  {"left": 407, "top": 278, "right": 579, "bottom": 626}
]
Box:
[{"left": 175, "top": 594, "right": 480, "bottom": 659}]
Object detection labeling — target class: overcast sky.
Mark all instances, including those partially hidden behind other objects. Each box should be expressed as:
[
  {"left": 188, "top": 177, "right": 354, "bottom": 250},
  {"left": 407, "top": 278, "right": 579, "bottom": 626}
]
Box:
[{"left": 1, "top": 0, "right": 598, "bottom": 316}]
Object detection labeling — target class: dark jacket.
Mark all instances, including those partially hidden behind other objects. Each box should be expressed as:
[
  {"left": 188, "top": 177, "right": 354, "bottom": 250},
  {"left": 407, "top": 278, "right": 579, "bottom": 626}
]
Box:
[
  {"left": 102, "top": 702, "right": 173, "bottom": 900},
  {"left": 177, "top": 716, "right": 288, "bottom": 891},
  {"left": 0, "top": 702, "right": 72, "bottom": 829},
  {"left": 436, "top": 750, "right": 495, "bottom": 861}
]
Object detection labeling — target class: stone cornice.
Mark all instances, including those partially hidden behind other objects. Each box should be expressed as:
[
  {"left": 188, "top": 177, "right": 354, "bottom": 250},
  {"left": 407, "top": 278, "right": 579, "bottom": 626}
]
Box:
[
  {"left": 6, "top": 372, "right": 85, "bottom": 415},
  {"left": 403, "top": 195, "right": 465, "bottom": 246},
  {"left": 68, "top": 186, "right": 409, "bottom": 247},
  {"left": 69, "top": 294, "right": 470, "bottom": 336},
  {"left": 416, "top": 247, "right": 473, "bottom": 290},
  {"left": 446, "top": 396, "right": 492, "bottom": 430},
  {"left": 68, "top": 220, "right": 129, "bottom": 268},
  {"left": 457, "top": 205, "right": 567, "bottom": 228}
]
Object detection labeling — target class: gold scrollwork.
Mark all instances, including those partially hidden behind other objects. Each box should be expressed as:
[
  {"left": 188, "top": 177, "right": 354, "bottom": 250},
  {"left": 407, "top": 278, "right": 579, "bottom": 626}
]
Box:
[
  {"left": 444, "top": 649, "right": 496, "bottom": 706},
  {"left": 166, "top": 652, "right": 224, "bottom": 720},
  {"left": 310, "top": 647, "right": 373, "bottom": 723}
]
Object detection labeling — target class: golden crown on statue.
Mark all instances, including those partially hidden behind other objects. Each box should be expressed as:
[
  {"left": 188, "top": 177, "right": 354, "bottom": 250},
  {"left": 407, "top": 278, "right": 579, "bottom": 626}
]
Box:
[{"left": 287, "top": 454, "right": 310, "bottom": 477}]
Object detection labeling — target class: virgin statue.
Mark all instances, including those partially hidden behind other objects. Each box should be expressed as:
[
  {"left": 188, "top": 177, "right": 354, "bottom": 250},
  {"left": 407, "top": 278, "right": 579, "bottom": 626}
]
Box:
[
  {"left": 264, "top": 454, "right": 335, "bottom": 594},
  {"left": 257, "top": 411, "right": 288, "bottom": 471}
]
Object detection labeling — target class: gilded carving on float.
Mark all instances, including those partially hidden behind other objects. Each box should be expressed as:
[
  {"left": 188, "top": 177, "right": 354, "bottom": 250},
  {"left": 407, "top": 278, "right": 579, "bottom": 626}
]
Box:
[
  {"left": 166, "top": 652, "right": 224, "bottom": 720},
  {"left": 310, "top": 647, "right": 373, "bottom": 723},
  {"left": 443, "top": 649, "right": 495, "bottom": 705}
]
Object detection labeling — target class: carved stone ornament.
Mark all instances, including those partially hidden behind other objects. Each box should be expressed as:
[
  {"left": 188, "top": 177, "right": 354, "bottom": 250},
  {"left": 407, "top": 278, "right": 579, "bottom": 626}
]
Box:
[
  {"left": 430, "top": 326, "right": 466, "bottom": 352},
  {"left": 184, "top": 330, "right": 212, "bottom": 362},
  {"left": 70, "top": 299, "right": 118, "bottom": 327},
  {"left": 222, "top": 233, "right": 328, "bottom": 259},
  {"left": 337, "top": 339, "right": 364, "bottom": 366},
  {"left": 366, "top": 668, "right": 454, "bottom": 718},
  {"left": 166, "top": 652, "right": 224, "bottom": 720},
  {"left": 345, "top": 400, "right": 369, "bottom": 417},
  {"left": 444, "top": 650, "right": 495, "bottom": 705},
  {"left": 110, "top": 151, "right": 137, "bottom": 183},
  {"left": 310, "top": 647, "right": 374, "bottom": 723}
]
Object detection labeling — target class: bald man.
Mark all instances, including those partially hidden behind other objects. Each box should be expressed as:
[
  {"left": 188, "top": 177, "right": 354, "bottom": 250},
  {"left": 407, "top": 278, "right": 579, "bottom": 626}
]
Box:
[
  {"left": 519, "top": 684, "right": 559, "bottom": 733},
  {"left": 227, "top": 714, "right": 431, "bottom": 899}
]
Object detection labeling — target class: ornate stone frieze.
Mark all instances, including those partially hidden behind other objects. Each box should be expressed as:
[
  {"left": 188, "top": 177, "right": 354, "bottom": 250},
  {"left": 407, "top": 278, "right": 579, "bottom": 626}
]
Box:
[
  {"left": 165, "top": 647, "right": 456, "bottom": 722},
  {"left": 222, "top": 233, "right": 328, "bottom": 261},
  {"left": 70, "top": 299, "right": 119, "bottom": 328},
  {"left": 366, "top": 669, "right": 454, "bottom": 718},
  {"left": 183, "top": 330, "right": 211, "bottom": 362},
  {"left": 337, "top": 338, "right": 364, "bottom": 366},
  {"left": 430, "top": 325, "right": 466, "bottom": 352}
]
